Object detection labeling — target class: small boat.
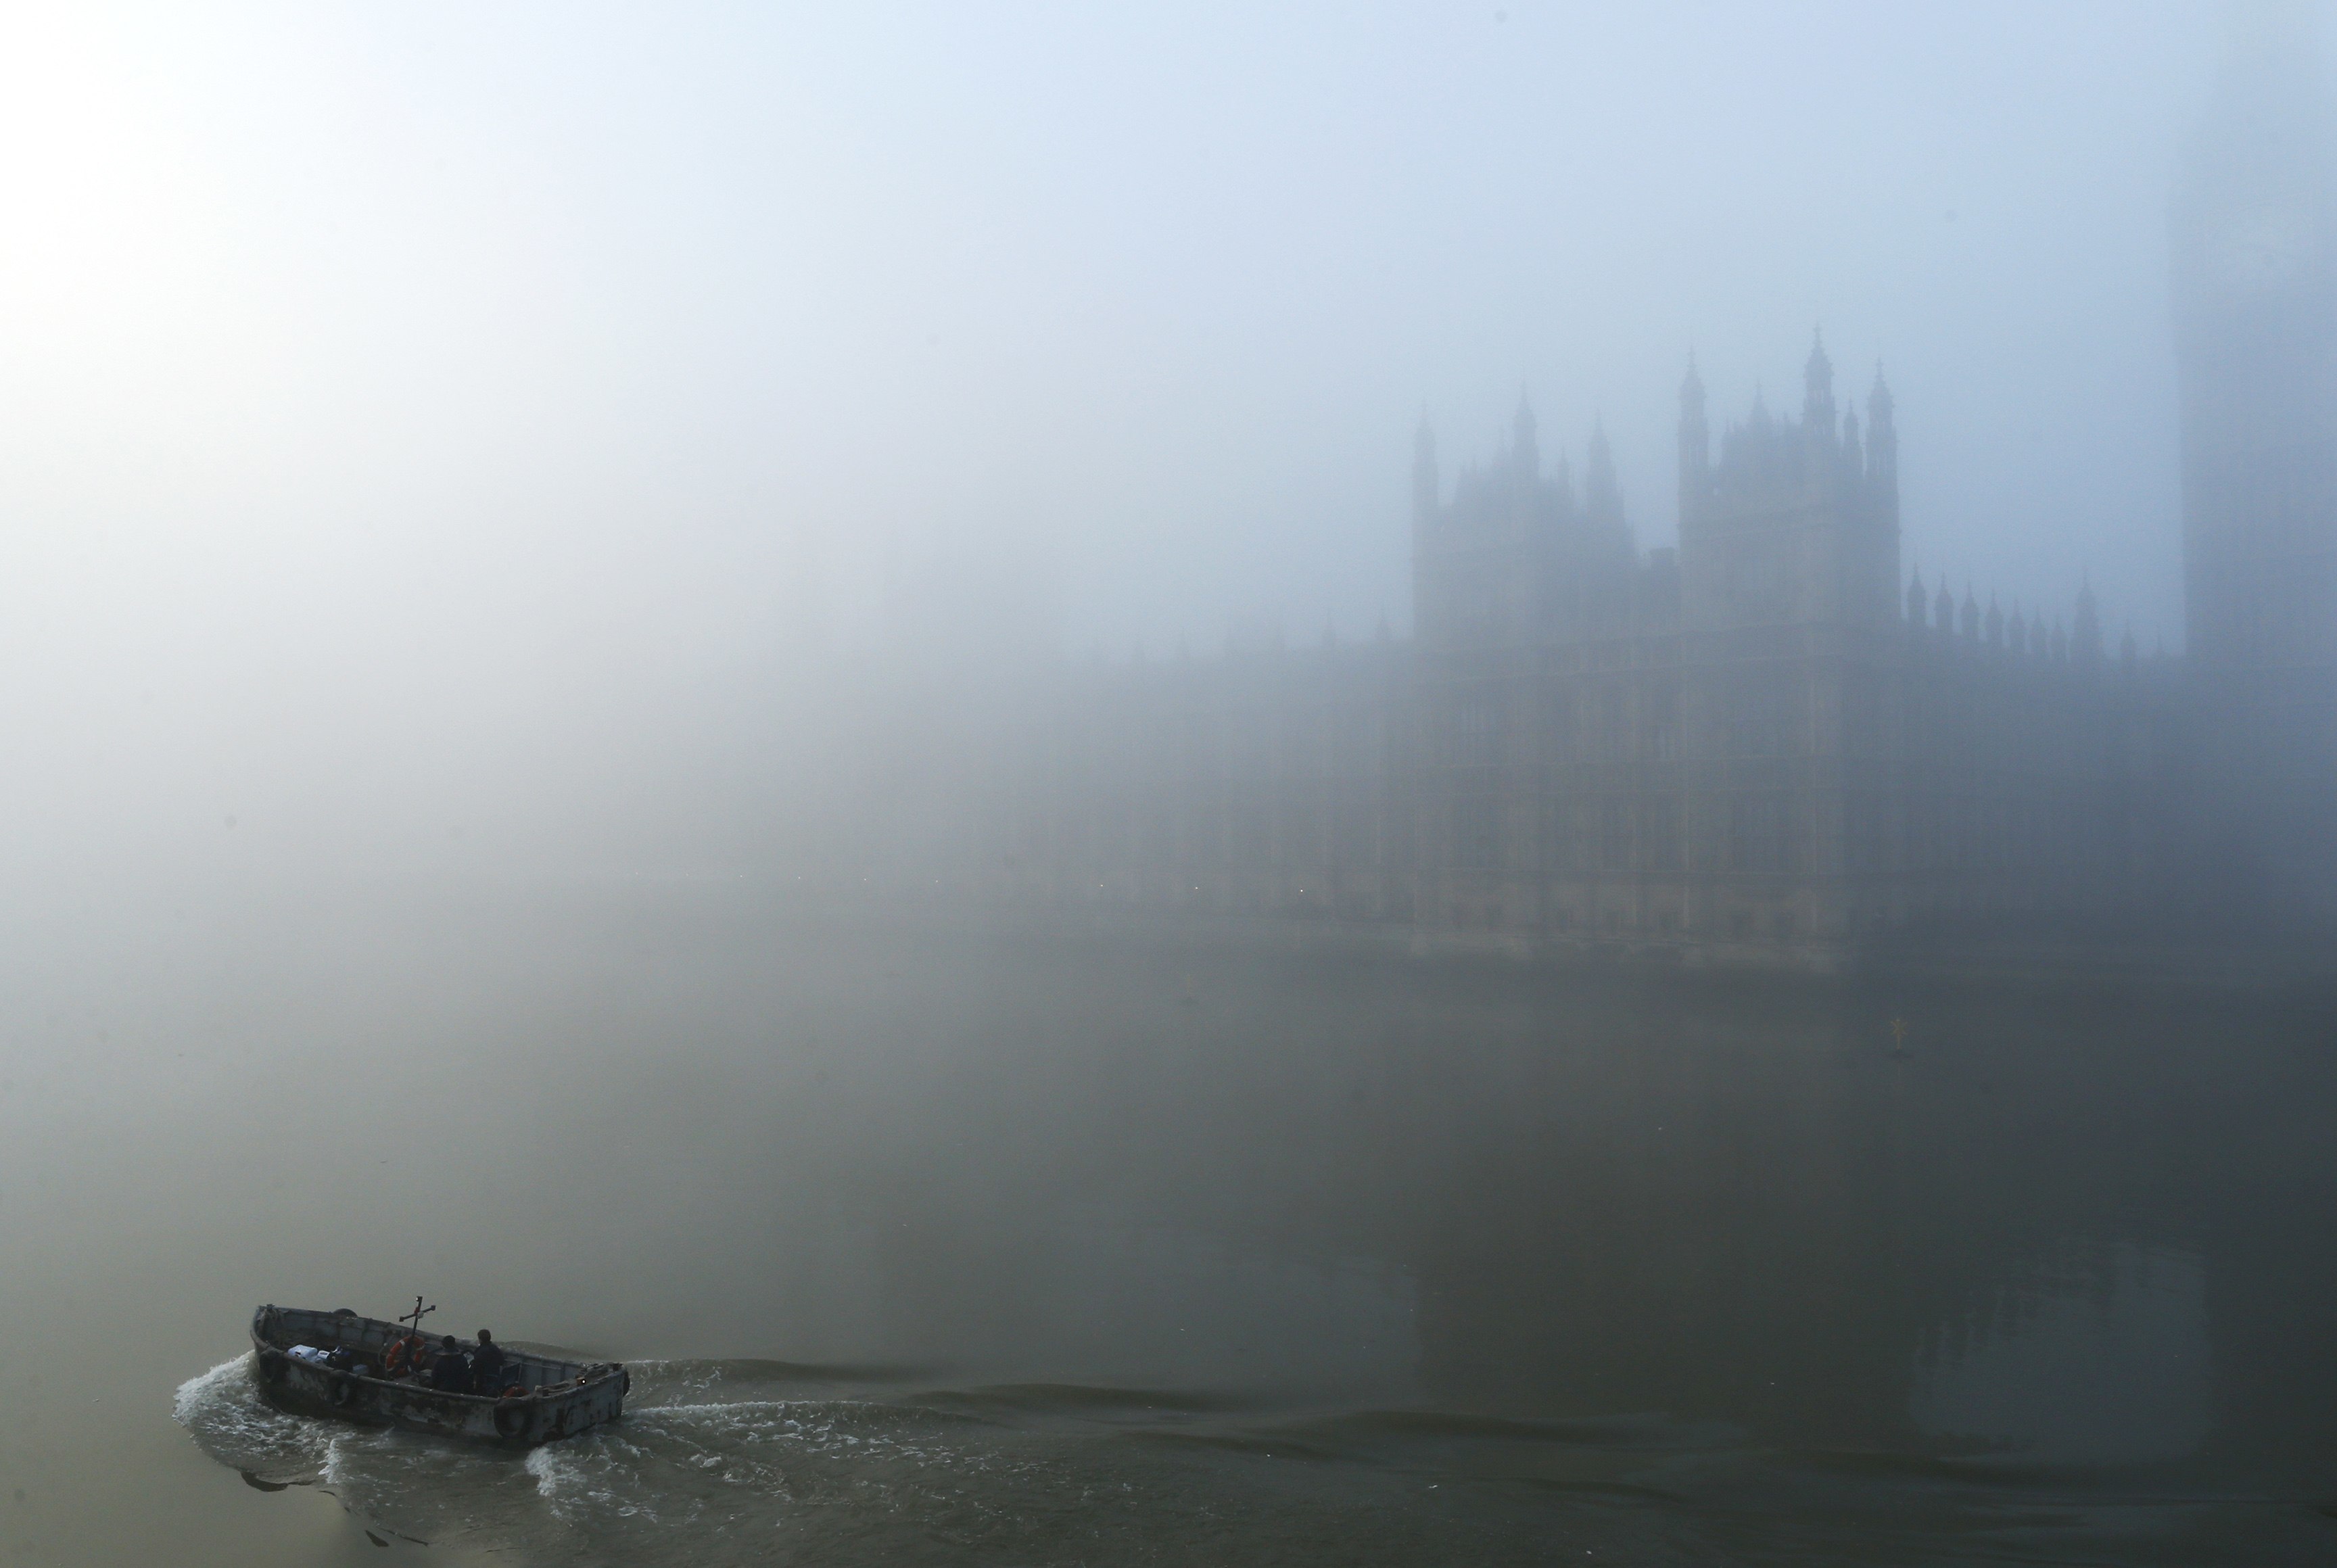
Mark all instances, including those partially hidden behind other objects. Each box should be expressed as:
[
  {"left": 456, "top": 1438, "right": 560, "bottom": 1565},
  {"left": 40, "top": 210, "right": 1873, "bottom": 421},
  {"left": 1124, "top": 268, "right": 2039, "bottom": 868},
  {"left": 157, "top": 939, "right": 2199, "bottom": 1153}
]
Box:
[{"left": 250, "top": 1304, "right": 628, "bottom": 1447}]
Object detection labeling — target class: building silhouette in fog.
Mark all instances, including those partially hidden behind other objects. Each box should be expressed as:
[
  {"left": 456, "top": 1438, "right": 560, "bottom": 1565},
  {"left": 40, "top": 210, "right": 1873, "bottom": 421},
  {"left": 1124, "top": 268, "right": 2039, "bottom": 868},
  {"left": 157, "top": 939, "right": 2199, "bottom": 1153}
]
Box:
[
  {"left": 2168, "top": 22, "right": 2337, "bottom": 935},
  {"left": 981, "top": 353, "right": 2169, "bottom": 968},
  {"left": 964, "top": 29, "right": 2332, "bottom": 969}
]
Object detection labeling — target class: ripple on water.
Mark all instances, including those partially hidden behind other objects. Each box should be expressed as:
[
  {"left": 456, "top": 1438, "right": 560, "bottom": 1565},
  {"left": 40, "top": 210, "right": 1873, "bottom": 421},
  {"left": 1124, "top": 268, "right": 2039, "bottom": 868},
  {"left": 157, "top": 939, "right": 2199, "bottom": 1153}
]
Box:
[
  {"left": 172, "top": 1356, "right": 2006, "bottom": 1567},
  {"left": 172, "top": 1354, "right": 337, "bottom": 1485}
]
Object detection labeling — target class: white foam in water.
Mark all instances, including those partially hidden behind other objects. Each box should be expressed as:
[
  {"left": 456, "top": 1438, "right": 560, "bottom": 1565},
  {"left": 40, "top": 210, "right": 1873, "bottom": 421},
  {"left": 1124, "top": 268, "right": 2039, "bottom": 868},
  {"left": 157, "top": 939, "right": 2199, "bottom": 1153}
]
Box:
[
  {"left": 171, "top": 1354, "right": 256, "bottom": 1427},
  {"left": 318, "top": 1431, "right": 357, "bottom": 1490},
  {"left": 524, "top": 1440, "right": 579, "bottom": 1502},
  {"left": 174, "top": 1351, "right": 958, "bottom": 1552},
  {"left": 172, "top": 1353, "right": 337, "bottom": 1477},
  {"left": 525, "top": 1431, "right": 658, "bottom": 1525},
  {"left": 628, "top": 1398, "right": 800, "bottom": 1418}
]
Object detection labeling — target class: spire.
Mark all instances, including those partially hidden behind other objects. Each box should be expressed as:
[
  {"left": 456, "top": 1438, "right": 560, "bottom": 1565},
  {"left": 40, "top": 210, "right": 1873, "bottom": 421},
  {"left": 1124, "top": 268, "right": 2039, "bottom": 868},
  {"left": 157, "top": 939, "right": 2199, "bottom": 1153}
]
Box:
[
  {"left": 1959, "top": 583, "right": 1981, "bottom": 644},
  {"left": 1678, "top": 352, "right": 1710, "bottom": 520},
  {"left": 1864, "top": 364, "right": 1897, "bottom": 497},
  {"left": 1933, "top": 579, "right": 1956, "bottom": 642},
  {"left": 1985, "top": 593, "right": 2004, "bottom": 651},
  {"left": 1412, "top": 411, "right": 1439, "bottom": 530},
  {"left": 1803, "top": 328, "right": 1835, "bottom": 430},
  {"left": 1680, "top": 354, "right": 1707, "bottom": 428},
  {"left": 2073, "top": 573, "right": 2102, "bottom": 667},
  {"left": 1585, "top": 419, "right": 1624, "bottom": 531},
  {"left": 1906, "top": 567, "right": 1928, "bottom": 628}
]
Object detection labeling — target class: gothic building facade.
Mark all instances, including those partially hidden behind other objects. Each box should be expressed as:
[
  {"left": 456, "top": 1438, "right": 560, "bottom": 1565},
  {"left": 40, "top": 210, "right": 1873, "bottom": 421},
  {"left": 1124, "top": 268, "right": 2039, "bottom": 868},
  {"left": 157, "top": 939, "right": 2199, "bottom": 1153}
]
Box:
[
  {"left": 970, "top": 342, "right": 2177, "bottom": 968},
  {"left": 1404, "top": 343, "right": 2170, "bottom": 956},
  {"left": 951, "top": 34, "right": 2328, "bottom": 968}
]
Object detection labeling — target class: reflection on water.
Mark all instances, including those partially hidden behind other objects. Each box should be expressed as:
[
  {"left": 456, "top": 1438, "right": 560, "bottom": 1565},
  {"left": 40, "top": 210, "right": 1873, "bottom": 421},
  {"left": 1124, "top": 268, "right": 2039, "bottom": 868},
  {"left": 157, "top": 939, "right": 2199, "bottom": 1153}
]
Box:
[
  {"left": 989, "top": 1216, "right": 1421, "bottom": 1396},
  {"left": 5, "top": 880, "right": 2336, "bottom": 1562},
  {"left": 1914, "top": 1242, "right": 2213, "bottom": 1463}
]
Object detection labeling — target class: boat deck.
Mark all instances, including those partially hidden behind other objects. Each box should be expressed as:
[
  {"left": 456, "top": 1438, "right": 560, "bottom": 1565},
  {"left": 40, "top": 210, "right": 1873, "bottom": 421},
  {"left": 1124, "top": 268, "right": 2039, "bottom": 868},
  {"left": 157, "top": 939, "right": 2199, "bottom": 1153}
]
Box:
[{"left": 249, "top": 1304, "right": 627, "bottom": 1446}]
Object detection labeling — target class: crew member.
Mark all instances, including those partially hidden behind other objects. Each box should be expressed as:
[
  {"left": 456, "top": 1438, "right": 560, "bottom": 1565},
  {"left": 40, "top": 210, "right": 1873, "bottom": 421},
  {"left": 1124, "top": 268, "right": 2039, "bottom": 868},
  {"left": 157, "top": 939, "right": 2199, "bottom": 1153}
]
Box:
[
  {"left": 471, "top": 1329, "right": 507, "bottom": 1394},
  {"left": 427, "top": 1335, "right": 472, "bottom": 1392}
]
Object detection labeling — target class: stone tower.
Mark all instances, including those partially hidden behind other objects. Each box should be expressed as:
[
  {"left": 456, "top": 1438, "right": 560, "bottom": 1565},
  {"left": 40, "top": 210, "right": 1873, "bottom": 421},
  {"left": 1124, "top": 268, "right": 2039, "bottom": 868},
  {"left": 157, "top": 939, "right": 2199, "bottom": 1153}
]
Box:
[
  {"left": 1676, "top": 336, "right": 1899, "bottom": 634},
  {"left": 1671, "top": 337, "right": 1903, "bottom": 947},
  {"left": 2169, "top": 10, "right": 2337, "bottom": 924}
]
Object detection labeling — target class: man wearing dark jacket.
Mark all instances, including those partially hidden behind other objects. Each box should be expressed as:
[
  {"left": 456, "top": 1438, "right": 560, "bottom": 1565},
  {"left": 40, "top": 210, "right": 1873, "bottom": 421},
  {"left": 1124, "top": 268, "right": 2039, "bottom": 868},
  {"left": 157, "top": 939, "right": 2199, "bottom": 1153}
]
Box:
[
  {"left": 427, "top": 1335, "right": 471, "bottom": 1392},
  {"left": 471, "top": 1329, "right": 508, "bottom": 1394}
]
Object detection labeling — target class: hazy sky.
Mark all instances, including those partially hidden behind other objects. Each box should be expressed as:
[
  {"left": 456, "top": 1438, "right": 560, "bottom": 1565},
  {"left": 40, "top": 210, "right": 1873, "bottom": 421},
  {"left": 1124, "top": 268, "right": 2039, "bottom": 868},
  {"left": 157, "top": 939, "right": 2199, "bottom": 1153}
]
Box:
[{"left": 0, "top": 2, "right": 2301, "bottom": 857}]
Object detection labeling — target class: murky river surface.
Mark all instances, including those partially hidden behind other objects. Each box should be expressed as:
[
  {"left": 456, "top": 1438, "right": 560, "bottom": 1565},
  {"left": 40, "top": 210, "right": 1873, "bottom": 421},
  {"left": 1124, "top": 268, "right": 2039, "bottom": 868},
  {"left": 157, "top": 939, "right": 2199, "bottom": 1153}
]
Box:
[{"left": 3, "top": 877, "right": 2334, "bottom": 1564}]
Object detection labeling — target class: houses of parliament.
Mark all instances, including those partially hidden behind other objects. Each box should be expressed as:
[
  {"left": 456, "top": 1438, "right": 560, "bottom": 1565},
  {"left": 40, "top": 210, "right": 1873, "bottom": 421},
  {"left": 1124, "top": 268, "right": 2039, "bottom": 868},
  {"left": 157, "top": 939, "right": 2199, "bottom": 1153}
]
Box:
[{"left": 952, "top": 41, "right": 2336, "bottom": 970}]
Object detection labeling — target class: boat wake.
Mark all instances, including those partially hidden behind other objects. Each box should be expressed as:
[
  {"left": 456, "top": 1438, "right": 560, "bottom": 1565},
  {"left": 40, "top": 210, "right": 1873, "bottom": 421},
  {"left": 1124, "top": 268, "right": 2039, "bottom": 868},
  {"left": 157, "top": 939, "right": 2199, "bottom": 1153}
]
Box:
[
  {"left": 176, "top": 1353, "right": 2304, "bottom": 1567},
  {"left": 176, "top": 1352, "right": 1674, "bottom": 1564},
  {"left": 173, "top": 1354, "right": 340, "bottom": 1488}
]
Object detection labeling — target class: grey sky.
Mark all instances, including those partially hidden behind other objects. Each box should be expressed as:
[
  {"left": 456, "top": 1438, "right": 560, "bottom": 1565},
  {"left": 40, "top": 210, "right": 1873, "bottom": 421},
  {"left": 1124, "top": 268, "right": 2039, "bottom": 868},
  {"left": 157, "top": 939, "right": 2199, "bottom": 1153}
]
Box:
[{"left": 0, "top": 2, "right": 2293, "bottom": 860}]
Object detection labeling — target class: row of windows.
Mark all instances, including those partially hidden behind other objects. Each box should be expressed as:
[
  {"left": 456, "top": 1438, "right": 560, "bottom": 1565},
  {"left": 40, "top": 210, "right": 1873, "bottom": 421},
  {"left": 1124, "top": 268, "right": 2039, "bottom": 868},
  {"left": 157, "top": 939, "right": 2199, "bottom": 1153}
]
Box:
[
  {"left": 1455, "top": 798, "right": 1691, "bottom": 873},
  {"left": 1053, "top": 715, "right": 1398, "bottom": 783},
  {"left": 1433, "top": 678, "right": 2113, "bottom": 767},
  {"left": 1449, "top": 794, "right": 2103, "bottom": 878},
  {"left": 1446, "top": 686, "right": 1686, "bottom": 765},
  {"left": 1442, "top": 676, "right": 1854, "bottom": 766},
  {"left": 1007, "top": 791, "right": 2107, "bottom": 881}
]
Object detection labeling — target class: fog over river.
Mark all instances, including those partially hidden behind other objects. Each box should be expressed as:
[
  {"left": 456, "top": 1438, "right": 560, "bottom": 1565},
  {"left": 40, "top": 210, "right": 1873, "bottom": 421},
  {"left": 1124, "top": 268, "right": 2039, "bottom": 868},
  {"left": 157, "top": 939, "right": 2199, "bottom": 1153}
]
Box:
[
  {"left": 0, "top": 877, "right": 2328, "bottom": 1565},
  {"left": 8, "top": 4, "right": 2337, "bottom": 1564}
]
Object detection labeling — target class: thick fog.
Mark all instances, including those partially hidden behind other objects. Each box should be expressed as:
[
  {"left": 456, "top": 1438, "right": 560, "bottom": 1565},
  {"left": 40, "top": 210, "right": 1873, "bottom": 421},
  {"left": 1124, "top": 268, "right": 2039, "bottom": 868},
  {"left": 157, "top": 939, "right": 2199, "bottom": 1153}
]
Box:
[
  {"left": 14, "top": 9, "right": 2337, "bottom": 1565},
  {"left": 0, "top": 2, "right": 2271, "bottom": 891}
]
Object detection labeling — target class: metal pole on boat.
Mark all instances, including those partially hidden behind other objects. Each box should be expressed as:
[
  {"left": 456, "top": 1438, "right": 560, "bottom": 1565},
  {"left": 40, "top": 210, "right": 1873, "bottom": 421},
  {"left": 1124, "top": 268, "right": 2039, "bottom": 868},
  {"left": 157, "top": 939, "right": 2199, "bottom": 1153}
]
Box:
[{"left": 400, "top": 1296, "right": 436, "bottom": 1361}]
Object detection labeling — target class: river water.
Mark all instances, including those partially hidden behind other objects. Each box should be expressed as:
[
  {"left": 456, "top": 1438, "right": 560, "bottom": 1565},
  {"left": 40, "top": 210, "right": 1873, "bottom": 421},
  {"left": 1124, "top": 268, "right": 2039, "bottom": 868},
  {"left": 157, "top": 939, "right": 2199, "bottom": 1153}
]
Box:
[{"left": 3, "top": 877, "right": 2333, "bottom": 1564}]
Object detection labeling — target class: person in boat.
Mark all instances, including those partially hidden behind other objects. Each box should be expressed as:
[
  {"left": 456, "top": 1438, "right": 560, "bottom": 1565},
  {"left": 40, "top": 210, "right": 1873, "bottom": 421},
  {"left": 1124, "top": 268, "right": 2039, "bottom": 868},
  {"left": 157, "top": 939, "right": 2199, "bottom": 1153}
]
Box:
[
  {"left": 471, "top": 1329, "right": 506, "bottom": 1394},
  {"left": 427, "top": 1335, "right": 472, "bottom": 1392}
]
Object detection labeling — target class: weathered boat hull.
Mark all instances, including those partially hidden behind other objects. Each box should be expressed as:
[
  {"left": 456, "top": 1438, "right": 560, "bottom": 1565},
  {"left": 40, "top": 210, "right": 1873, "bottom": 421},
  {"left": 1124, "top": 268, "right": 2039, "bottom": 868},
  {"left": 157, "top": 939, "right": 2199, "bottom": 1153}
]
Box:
[{"left": 249, "top": 1305, "right": 626, "bottom": 1448}]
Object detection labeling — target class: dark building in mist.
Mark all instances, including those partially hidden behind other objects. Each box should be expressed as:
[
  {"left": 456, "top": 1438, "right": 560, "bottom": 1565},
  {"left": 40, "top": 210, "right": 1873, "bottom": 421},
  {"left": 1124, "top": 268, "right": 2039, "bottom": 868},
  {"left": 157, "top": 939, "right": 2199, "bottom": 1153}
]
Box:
[
  {"left": 974, "top": 355, "right": 2169, "bottom": 970},
  {"left": 1403, "top": 347, "right": 2168, "bottom": 956},
  {"left": 2169, "top": 28, "right": 2337, "bottom": 932},
  {"left": 955, "top": 34, "right": 2330, "bottom": 971}
]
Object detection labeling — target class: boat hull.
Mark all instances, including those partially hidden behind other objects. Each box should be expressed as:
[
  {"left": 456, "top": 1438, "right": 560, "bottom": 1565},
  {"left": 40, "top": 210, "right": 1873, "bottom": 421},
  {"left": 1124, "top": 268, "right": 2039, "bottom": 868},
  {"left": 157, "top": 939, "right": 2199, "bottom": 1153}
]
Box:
[{"left": 249, "top": 1305, "right": 626, "bottom": 1448}]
